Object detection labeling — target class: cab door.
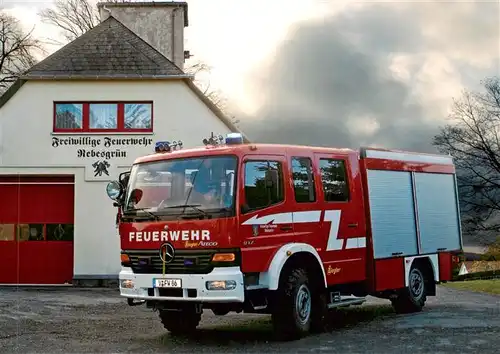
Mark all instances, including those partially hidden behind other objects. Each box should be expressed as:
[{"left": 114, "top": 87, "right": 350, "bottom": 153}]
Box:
[
  {"left": 238, "top": 154, "right": 295, "bottom": 273},
  {"left": 313, "top": 152, "right": 367, "bottom": 285},
  {"left": 287, "top": 152, "right": 323, "bottom": 249}
]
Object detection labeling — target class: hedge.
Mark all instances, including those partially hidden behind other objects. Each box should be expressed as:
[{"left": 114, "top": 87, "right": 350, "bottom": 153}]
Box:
[{"left": 452, "top": 269, "right": 500, "bottom": 281}]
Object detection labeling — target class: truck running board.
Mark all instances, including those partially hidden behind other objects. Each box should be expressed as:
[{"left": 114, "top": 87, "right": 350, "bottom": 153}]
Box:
[{"left": 327, "top": 292, "right": 366, "bottom": 309}]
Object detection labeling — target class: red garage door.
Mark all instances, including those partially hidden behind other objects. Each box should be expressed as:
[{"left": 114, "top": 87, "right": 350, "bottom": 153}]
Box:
[{"left": 0, "top": 175, "right": 74, "bottom": 284}]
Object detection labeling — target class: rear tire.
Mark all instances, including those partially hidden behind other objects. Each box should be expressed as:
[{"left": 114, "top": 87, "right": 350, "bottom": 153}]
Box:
[
  {"left": 391, "top": 265, "right": 427, "bottom": 314},
  {"left": 271, "top": 268, "right": 315, "bottom": 341},
  {"left": 158, "top": 308, "right": 202, "bottom": 335}
]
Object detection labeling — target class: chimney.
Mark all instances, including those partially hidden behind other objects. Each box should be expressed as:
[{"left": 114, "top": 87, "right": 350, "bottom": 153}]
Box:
[{"left": 97, "top": 1, "right": 188, "bottom": 70}]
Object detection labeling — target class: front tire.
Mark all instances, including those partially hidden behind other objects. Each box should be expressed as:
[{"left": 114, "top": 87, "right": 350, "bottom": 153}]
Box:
[
  {"left": 271, "top": 268, "right": 314, "bottom": 341},
  {"left": 391, "top": 265, "right": 427, "bottom": 314},
  {"left": 158, "top": 308, "right": 202, "bottom": 335}
]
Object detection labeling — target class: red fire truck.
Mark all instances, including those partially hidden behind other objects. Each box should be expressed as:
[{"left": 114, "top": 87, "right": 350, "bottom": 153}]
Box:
[{"left": 106, "top": 132, "right": 463, "bottom": 340}]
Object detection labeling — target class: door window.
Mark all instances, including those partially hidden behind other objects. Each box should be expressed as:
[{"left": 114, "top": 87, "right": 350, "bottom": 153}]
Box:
[
  {"left": 291, "top": 157, "right": 316, "bottom": 203},
  {"left": 244, "top": 160, "right": 284, "bottom": 211},
  {"left": 319, "top": 158, "right": 350, "bottom": 202}
]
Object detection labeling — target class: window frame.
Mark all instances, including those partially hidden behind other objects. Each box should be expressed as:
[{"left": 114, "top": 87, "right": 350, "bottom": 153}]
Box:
[
  {"left": 291, "top": 156, "right": 316, "bottom": 203},
  {"left": 318, "top": 158, "right": 351, "bottom": 202},
  {"left": 53, "top": 101, "right": 154, "bottom": 133},
  {"left": 0, "top": 223, "right": 75, "bottom": 242},
  {"left": 243, "top": 159, "right": 285, "bottom": 212}
]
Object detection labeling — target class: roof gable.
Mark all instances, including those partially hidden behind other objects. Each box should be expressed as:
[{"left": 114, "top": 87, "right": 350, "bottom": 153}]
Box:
[
  {"left": 23, "top": 16, "right": 186, "bottom": 79},
  {"left": 0, "top": 15, "right": 250, "bottom": 142}
]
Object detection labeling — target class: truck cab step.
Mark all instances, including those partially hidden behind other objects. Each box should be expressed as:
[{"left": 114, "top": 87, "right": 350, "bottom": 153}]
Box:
[
  {"left": 327, "top": 292, "right": 366, "bottom": 309},
  {"left": 327, "top": 297, "right": 366, "bottom": 309}
]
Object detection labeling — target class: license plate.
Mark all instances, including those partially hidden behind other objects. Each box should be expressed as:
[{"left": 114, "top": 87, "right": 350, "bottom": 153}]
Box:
[{"left": 153, "top": 278, "right": 182, "bottom": 288}]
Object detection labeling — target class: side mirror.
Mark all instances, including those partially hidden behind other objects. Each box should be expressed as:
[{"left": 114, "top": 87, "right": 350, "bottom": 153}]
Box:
[
  {"left": 264, "top": 169, "right": 278, "bottom": 188},
  {"left": 106, "top": 180, "right": 123, "bottom": 201},
  {"left": 119, "top": 171, "right": 130, "bottom": 188}
]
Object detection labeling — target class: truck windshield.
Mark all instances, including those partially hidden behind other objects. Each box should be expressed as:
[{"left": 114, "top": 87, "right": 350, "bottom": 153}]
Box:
[{"left": 123, "top": 155, "right": 237, "bottom": 218}]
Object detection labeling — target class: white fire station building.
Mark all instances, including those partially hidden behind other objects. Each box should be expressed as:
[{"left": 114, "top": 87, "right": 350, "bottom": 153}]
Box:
[{"left": 0, "top": 2, "right": 244, "bottom": 286}]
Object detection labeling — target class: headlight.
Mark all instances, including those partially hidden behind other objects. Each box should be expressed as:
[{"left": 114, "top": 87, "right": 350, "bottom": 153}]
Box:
[
  {"left": 106, "top": 180, "right": 123, "bottom": 200},
  {"left": 120, "top": 279, "right": 134, "bottom": 289},
  {"left": 206, "top": 280, "right": 237, "bottom": 291}
]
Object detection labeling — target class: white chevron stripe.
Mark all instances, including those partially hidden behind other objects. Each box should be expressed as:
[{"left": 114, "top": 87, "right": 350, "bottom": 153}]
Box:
[{"left": 241, "top": 210, "right": 366, "bottom": 250}]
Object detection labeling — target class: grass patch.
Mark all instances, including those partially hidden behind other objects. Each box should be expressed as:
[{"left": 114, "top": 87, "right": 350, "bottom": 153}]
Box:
[{"left": 443, "top": 279, "right": 500, "bottom": 295}]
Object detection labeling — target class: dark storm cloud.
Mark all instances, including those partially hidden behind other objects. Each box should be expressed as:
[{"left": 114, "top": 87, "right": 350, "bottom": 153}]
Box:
[{"left": 239, "top": 1, "right": 500, "bottom": 153}]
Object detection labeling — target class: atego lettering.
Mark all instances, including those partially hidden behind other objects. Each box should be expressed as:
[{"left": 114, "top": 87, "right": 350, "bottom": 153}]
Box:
[{"left": 129, "top": 230, "right": 211, "bottom": 242}]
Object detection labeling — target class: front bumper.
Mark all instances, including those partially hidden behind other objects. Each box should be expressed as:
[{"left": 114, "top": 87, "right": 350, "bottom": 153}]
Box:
[{"left": 119, "top": 266, "right": 245, "bottom": 303}]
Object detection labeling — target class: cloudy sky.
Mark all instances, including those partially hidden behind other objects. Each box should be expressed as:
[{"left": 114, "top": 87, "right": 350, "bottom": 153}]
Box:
[
  {"left": 239, "top": 0, "right": 500, "bottom": 152},
  {"left": 2, "top": 0, "right": 500, "bottom": 153}
]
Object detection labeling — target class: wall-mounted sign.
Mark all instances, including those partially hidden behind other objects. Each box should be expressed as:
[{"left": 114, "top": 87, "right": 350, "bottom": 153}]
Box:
[
  {"left": 51, "top": 136, "right": 154, "bottom": 181},
  {"left": 51, "top": 136, "right": 153, "bottom": 159}
]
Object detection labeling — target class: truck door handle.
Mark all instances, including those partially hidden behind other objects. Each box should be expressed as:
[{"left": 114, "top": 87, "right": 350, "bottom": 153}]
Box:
[
  {"left": 280, "top": 225, "right": 293, "bottom": 231},
  {"left": 348, "top": 223, "right": 358, "bottom": 228}
]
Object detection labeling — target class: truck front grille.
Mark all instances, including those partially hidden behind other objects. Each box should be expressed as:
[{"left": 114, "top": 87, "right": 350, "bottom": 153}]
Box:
[{"left": 124, "top": 249, "right": 237, "bottom": 275}]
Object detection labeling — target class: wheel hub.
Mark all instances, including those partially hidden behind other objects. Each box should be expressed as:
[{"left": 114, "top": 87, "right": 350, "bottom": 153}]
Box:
[
  {"left": 410, "top": 269, "right": 424, "bottom": 299},
  {"left": 295, "top": 284, "right": 312, "bottom": 325}
]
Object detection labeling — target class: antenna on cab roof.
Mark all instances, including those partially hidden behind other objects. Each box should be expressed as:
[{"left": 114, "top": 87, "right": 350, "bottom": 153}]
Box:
[
  {"left": 203, "top": 132, "right": 224, "bottom": 146},
  {"left": 203, "top": 132, "right": 244, "bottom": 146}
]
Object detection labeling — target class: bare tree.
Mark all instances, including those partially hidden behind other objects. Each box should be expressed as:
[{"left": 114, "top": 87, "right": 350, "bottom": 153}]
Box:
[
  {"left": 184, "top": 60, "right": 229, "bottom": 112},
  {"left": 433, "top": 76, "right": 500, "bottom": 245},
  {"left": 0, "top": 12, "right": 45, "bottom": 93},
  {"left": 38, "top": 0, "right": 132, "bottom": 43}
]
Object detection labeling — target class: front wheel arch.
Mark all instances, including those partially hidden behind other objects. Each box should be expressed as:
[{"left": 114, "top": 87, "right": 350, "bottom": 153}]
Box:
[{"left": 264, "top": 243, "right": 327, "bottom": 291}]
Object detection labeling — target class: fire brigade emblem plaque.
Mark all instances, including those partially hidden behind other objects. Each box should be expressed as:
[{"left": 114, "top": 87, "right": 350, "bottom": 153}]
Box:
[
  {"left": 252, "top": 224, "right": 259, "bottom": 237},
  {"left": 92, "top": 160, "right": 110, "bottom": 177},
  {"left": 159, "top": 243, "right": 175, "bottom": 264}
]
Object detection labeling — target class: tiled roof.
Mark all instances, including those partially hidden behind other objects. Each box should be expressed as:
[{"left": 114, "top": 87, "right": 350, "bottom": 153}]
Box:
[{"left": 23, "top": 16, "right": 187, "bottom": 79}]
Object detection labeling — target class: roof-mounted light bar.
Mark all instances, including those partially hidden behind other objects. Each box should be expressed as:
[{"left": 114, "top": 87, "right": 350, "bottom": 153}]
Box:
[{"left": 225, "top": 132, "right": 244, "bottom": 145}]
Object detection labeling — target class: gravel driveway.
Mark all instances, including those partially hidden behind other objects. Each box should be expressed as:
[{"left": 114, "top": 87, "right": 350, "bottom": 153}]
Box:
[{"left": 1, "top": 285, "right": 499, "bottom": 353}]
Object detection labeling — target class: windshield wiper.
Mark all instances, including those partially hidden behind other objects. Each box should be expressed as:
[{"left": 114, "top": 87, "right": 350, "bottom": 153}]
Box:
[
  {"left": 123, "top": 208, "right": 160, "bottom": 221},
  {"left": 161, "top": 204, "right": 209, "bottom": 218}
]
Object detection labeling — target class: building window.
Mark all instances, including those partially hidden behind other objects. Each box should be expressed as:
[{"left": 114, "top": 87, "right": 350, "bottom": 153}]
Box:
[
  {"left": 243, "top": 160, "right": 284, "bottom": 211},
  {"left": 319, "top": 158, "right": 350, "bottom": 202},
  {"left": 46, "top": 224, "right": 74, "bottom": 241},
  {"left": 0, "top": 224, "right": 15, "bottom": 241},
  {"left": 291, "top": 157, "right": 316, "bottom": 203},
  {"left": 124, "top": 103, "right": 153, "bottom": 129},
  {"left": 89, "top": 103, "right": 118, "bottom": 129},
  {"left": 53, "top": 101, "right": 153, "bottom": 133},
  {"left": 55, "top": 103, "right": 83, "bottom": 129},
  {"left": 17, "top": 224, "right": 45, "bottom": 241},
  {"left": 13, "top": 223, "right": 74, "bottom": 242}
]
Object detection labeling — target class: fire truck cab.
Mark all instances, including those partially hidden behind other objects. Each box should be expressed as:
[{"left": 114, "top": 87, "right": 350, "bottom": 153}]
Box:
[{"left": 106, "top": 133, "right": 463, "bottom": 340}]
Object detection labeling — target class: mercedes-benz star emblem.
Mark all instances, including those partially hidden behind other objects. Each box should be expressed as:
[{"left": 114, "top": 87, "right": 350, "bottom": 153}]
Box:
[{"left": 159, "top": 243, "right": 175, "bottom": 264}]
